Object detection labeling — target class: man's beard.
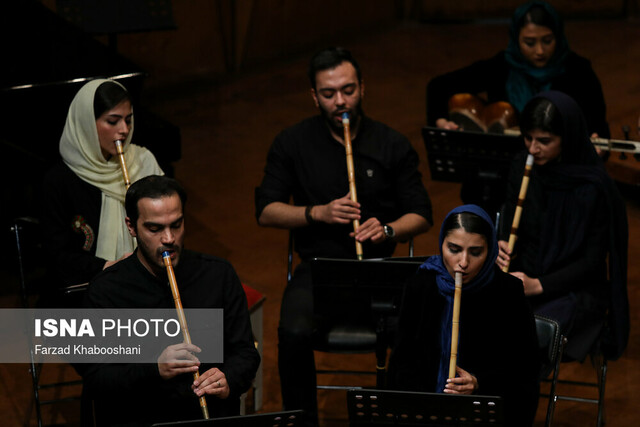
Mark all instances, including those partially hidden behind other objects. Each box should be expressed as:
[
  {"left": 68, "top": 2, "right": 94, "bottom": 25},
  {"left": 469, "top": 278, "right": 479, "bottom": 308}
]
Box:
[
  {"left": 321, "top": 102, "right": 364, "bottom": 136},
  {"left": 138, "top": 240, "right": 182, "bottom": 275}
]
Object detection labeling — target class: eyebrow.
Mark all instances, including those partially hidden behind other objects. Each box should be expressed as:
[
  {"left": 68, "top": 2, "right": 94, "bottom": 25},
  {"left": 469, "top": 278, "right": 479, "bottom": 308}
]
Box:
[
  {"left": 318, "top": 83, "right": 356, "bottom": 92},
  {"left": 142, "top": 216, "right": 183, "bottom": 228}
]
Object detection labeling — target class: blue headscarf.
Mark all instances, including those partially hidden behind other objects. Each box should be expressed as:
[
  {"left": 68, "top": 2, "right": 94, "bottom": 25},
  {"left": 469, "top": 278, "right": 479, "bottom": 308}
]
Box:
[
  {"left": 504, "top": 1, "right": 570, "bottom": 112},
  {"left": 419, "top": 204, "right": 498, "bottom": 392}
]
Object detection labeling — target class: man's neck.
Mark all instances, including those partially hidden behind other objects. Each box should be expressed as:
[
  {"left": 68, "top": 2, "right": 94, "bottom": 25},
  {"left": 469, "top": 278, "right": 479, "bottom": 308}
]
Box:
[{"left": 136, "top": 250, "right": 163, "bottom": 278}]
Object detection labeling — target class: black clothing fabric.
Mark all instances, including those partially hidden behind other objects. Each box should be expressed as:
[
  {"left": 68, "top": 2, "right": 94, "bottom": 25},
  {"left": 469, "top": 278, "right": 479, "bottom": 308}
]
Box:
[
  {"left": 41, "top": 161, "right": 106, "bottom": 287},
  {"left": 388, "top": 267, "right": 540, "bottom": 427},
  {"left": 255, "top": 114, "right": 433, "bottom": 260},
  {"left": 426, "top": 51, "right": 610, "bottom": 138},
  {"left": 255, "top": 114, "right": 432, "bottom": 426},
  {"left": 498, "top": 91, "right": 628, "bottom": 361},
  {"left": 81, "top": 249, "right": 260, "bottom": 426}
]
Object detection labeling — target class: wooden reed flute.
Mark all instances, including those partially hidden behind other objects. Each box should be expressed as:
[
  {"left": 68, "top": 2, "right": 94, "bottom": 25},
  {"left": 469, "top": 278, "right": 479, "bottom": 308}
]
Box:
[
  {"left": 162, "top": 251, "right": 210, "bottom": 420},
  {"left": 342, "top": 112, "right": 363, "bottom": 260},
  {"left": 448, "top": 271, "right": 463, "bottom": 379},
  {"left": 114, "top": 139, "right": 131, "bottom": 189},
  {"left": 502, "top": 154, "right": 534, "bottom": 273}
]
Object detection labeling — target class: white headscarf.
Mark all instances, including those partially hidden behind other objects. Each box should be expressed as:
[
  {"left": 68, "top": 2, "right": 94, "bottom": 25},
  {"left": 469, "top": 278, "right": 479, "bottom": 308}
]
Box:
[{"left": 59, "top": 79, "right": 164, "bottom": 261}]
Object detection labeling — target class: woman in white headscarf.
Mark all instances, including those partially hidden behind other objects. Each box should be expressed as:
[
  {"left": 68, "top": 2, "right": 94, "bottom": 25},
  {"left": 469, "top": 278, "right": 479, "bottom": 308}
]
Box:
[{"left": 42, "top": 79, "right": 163, "bottom": 287}]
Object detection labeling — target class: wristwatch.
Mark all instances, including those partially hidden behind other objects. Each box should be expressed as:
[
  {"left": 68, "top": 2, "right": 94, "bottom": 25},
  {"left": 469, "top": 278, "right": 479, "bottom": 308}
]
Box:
[{"left": 383, "top": 224, "right": 395, "bottom": 239}]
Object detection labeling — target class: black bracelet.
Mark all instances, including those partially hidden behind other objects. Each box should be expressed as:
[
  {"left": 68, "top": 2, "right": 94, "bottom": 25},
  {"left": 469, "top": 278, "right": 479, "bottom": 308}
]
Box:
[{"left": 305, "top": 205, "right": 315, "bottom": 225}]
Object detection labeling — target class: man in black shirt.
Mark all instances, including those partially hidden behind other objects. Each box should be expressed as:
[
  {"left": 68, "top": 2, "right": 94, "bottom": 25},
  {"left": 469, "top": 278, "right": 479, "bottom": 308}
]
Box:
[
  {"left": 255, "top": 47, "right": 433, "bottom": 426},
  {"left": 82, "top": 175, "right": 260, "bottom": 426}
]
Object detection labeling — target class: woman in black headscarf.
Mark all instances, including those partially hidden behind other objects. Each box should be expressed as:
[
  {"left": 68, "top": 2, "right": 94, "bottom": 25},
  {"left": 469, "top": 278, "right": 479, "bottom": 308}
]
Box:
[
  {"left": 388, "top": 205, "right": 539, "bottom": 426},
  {"left": 497, "top": 90, "right": 629, "bottom": 362}
]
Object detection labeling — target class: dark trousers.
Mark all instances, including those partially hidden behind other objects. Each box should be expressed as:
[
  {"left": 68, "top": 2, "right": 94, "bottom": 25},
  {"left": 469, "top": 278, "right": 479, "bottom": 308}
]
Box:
[{"left": 278, "top": 262, "right": 319, "bottom": 427}]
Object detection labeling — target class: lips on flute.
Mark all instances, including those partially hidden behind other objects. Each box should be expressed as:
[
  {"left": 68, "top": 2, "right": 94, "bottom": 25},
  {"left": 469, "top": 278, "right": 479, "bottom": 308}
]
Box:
[
  {"left": 342, "top": 112, "right": 363, "bottom": 260},
  {"left": 162, "top": 251, "right": 210, "bottom": 420},
  {"left": 114, "top": 139, "right": 131, "bottom": 189}
]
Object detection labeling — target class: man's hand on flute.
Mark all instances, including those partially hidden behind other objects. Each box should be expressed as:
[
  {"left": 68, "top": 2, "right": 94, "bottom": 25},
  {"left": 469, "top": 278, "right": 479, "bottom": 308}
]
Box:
[
  {"left": 193, "top": 367, "right": 230, "bottom": 399},
  {"left": 157, "top": 342, "right": 201, "bottom": 379}
]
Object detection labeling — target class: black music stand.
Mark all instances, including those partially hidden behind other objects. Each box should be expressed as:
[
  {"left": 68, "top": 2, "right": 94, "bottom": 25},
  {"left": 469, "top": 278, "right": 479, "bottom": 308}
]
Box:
[
  {"left": 151, "top": 410, "right": 304, "bottom": 427},
  {"left": 347, "top": 389, "right": 503, "bottom": 426},
  {"left": 310, "top": 258, "right": 421, "bottom": 387},
  {"left": 422, "top": 126, "right": 522, "bottom": 217}
]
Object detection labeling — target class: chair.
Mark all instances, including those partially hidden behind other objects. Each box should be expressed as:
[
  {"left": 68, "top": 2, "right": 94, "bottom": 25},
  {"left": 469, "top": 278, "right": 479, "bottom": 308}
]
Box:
[
  {"left": 534, "top": 315, "right": 565, "bottom": 427},
  {"left": 287, "top": 232, "right": 415, "bottom": 391},
  {"left": 11, "top": 217, "right": 86, "bottom": 427}
]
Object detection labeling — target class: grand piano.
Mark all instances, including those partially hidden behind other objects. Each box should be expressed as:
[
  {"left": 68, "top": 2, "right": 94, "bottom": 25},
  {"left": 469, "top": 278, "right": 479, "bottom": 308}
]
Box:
[{"left": 1, "top": 1, "right": 181, "bottom": 237}]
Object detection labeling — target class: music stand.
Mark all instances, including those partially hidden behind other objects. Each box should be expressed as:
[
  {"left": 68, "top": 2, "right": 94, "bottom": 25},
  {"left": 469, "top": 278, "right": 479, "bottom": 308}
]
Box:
[
  {"left": 151, "top": 410, "right": 304, "bottom": 427},
  {"left": 347, "top": 389, "right": 503, "bottom": 426},
  {"left": 310, "top": 258, "right": 421, "bottom": 387},
  {"left": 422, "top": 126, "right": 522, "bottom": 217}
]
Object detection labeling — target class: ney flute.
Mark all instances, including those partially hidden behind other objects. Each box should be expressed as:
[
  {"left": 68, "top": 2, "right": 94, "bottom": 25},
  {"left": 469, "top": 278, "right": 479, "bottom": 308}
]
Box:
[
  {"left": 342, "top": 112, "right": 363, "bottom": 260},
  {"left": 162, "top": 251, "right": 209, "bottom": 419},
  {"left": 114, "top": 139, "right": 131, "bottom": 189}
]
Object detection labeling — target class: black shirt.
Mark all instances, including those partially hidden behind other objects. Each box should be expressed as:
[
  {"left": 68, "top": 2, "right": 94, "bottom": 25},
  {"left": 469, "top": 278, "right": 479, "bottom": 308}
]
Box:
[
  {"left": 255, "top": 115, "right": 433, "bottom": 260},
  {"left": 82, "top": 249, "right": 260, "bottom": 426}
]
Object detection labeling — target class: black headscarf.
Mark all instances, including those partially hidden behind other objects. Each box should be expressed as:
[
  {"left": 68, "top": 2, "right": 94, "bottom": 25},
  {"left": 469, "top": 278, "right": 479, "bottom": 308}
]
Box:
[{"left": 529, "top": 90, "right": 629, "bottom": 359}]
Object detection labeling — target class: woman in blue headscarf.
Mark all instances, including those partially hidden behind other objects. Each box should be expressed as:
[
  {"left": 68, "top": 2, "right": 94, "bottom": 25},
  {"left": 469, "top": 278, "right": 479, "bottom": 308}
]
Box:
[
  {"left": 427, "top": 0, "right": 609, "bottom": 138},
  {"left": 388, "top": 205, "right": 540, "bottom": 426}
]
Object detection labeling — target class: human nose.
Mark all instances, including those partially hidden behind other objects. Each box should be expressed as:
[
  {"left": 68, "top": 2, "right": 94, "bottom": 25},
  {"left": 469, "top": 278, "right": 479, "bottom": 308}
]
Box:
[
  {"left": 160, "top": 228, "right": 175, "bottom": 245},
  {"left": 458, "top": 252, "right": 469, "bottom": 270},
  {"left": 528, "top": 140, "right": 540, "bottom": 155},
  {"left": 118, "top": 121, "right": 130, "bottom": 137},
  {"left": 534, "top": 42, "right": 544, "bottom": 55},
  {"left": 335, "top": 90, "right": 346, "bottom": 106}
]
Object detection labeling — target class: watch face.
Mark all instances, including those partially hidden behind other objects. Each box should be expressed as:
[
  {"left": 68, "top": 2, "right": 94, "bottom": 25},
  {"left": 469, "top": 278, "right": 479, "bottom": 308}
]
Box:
[{"left": 384, "top": 225, "right": 395, "bottom": 238}]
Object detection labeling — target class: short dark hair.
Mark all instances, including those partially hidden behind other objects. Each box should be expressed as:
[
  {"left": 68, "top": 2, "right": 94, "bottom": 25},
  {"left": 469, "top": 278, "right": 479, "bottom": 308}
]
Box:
[
  {"left": 93, "top": 81, "right": 131, "bottom": 119},
  {"left": 519, "top": 96, "right": 563, "bottom": 135},
  {"left": 125, "top": 175, "right": 187, "bottom": 227},
  {"left": 308, "top": 47, "right": 362, "bottom": 90},
  {"left": 518, "top": 4, "right": 557, "bottom": 34},
  {"left": 441, "top": 212, "right": 492, "bottom": 245}
]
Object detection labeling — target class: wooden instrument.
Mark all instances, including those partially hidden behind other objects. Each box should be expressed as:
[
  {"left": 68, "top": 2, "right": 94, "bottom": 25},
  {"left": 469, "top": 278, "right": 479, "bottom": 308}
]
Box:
[
  {"left": 502, "top": 154, "right": 534, "bottom": 273},
  {"left": 162, "top": 251, "right": 210, "bottom": 419},
  {"left": 448, "top": 93, "right": 517, "bottom": 134},
  {"left": 448, "top": 271, "right": 463, "bottom": 379},
  {"left": 342, "top": 112, "right": 363, "bottom": 260},
  {"left": 114, "top": 139, "right": 131, "bottom": 189}
]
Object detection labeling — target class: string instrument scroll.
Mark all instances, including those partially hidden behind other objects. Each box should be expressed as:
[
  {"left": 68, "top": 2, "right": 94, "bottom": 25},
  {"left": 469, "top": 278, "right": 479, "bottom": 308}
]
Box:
[
  {"left": 448, "top": 271, "right": 463, "bottom": 379},
  {"left": 114, "top": 139, "right": 131, "bottom": 189},
  {"left": 162, "top": 251, "right": 210, "bottom": 420},
  {"left": 342, "top": 112, "right": 363, "bottom": 260},
  {"left": 502, "top": 154, "right": 534, "bottom": 273}
]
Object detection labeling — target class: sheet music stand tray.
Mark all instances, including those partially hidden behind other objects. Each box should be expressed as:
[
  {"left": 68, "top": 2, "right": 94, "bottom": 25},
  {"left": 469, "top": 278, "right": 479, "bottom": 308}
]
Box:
[
  {"left": 151, "top": 410, "right": 304, "bottom": 426},
  {"left": 347, "top": 389, "right": 503, "bottom": 426},
  {"left": 310, "top": 257, "right": 421, "bottom": 387},
  {"left": 421, "top": 126, "right": 521, "bottom": 183}
]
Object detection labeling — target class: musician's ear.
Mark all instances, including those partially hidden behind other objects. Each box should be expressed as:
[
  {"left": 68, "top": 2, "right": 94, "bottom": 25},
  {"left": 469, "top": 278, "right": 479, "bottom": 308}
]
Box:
[
  {"left": 310, "top": 88, "right": 319, "bottom": 108},
  {"left": 125, "top": 216, "right": 137, "bottom": 237}
]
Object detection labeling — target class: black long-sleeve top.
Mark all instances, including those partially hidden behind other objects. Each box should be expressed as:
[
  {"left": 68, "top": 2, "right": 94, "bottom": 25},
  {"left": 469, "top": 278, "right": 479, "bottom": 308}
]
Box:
[
  {"left": 426, "top": 51, "right": 610, "bottom": 138},
  {"left": 41, "top": 161, "right": 106, "bottom": 287},
  {"left": 388, "top": 267, "right": 540, "bottom": 427},
  {"left": 81, "top": 249, "right": 260, "bottom": 426},
  {"left": 255, "top": 115, "right": 433, "bottom": 260},
  {"left": 498, "top": 152, "right": 609, "bottom": 303}
]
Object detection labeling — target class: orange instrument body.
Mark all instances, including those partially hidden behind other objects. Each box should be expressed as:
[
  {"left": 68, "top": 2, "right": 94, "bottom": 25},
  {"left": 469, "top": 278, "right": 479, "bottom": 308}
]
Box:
[
  {"left": 342, "top": 112, "right": 363, "bottom": 260},
  {"left": 162, "top": 251, "right": 210, "bottom": 419}
]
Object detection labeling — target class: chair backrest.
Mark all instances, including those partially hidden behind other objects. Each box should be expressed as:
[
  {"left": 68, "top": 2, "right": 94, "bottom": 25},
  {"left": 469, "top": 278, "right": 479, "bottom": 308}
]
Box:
[{"left": 534, "top": 314, "right": 563, "bottom": 379}]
